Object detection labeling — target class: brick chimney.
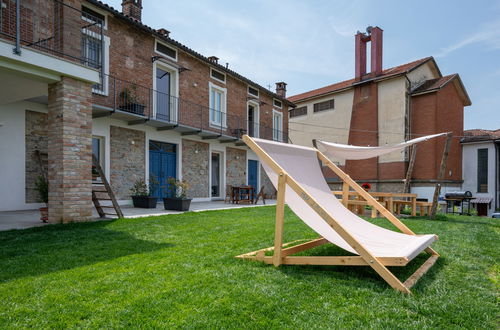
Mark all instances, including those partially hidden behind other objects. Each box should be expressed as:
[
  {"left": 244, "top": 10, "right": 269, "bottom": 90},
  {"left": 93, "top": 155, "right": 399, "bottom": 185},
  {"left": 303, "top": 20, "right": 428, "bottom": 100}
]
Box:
[
  {"left": 355, "top": 26, "right": 383, "bottom": 80},
  {"left": 122, "top": 0, "right": 142, "bottom": 21},
  {"left": 208, "top": 56, "right": 219, "bottom": 64},
  {"left": 275, "top": 82, "right": 287, "bottom": 98}
]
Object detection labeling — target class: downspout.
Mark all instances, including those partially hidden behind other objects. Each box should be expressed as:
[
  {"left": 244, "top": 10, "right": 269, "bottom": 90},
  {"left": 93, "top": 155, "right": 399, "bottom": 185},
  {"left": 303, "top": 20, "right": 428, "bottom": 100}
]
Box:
[
  {"left": 496, "top": 140, "right": 499, "bottom": 212},
  {"left": 13, "top": 0, "right": 21, "bottom": 55},
  {"left": 404, "top": 74, "right": 412, "bottom": 192}
]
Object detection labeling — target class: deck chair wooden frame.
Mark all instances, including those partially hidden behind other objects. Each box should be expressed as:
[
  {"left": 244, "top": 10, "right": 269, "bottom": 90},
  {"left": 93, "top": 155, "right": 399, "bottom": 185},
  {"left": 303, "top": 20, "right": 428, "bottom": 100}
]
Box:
[{"left": 236, "top": 135, "right": 439, "bottom": 294}]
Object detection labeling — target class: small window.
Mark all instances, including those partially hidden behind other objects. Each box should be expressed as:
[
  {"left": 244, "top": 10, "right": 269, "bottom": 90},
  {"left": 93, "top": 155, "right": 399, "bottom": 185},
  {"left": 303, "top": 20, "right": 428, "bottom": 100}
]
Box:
[
  {"left": 248, "top": 86, "right": 259, "bottom": 97},
  {"left": 313, "top": 99, "right": 335, "bottom": 112},
  {"left": 155, "top": 41, "right": 177, "bottom": 60},
  {"left": 82, "top": 6, "right": 105, "bottom": 27},
  {"left": 290, "top": 106, "right": 307, "bottom": 118},
  {"left": 273, "top": 99, "right": 282, "bottom": 108},
  {"left": 477, "top": 148, "right": 488, "bottom": 193},
  {"left": 210, "top": 69, "right": 226, "bottom": 83}
]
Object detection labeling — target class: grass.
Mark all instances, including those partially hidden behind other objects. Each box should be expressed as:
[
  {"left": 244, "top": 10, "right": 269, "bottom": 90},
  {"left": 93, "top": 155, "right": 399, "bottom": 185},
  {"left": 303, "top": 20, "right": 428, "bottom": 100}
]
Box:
[{"left": 0, "top": 207, "right": 498, "bottom": 329}]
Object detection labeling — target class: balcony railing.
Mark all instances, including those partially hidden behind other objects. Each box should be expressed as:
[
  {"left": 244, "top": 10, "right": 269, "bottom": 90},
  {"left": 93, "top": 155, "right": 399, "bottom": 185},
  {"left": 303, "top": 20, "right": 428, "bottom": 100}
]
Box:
[
  {"left": 93, "top": 74, "right": 288, "bottom": 143},
  {"left": 0, "top": 0, "right": 103, "bottom": 68}
]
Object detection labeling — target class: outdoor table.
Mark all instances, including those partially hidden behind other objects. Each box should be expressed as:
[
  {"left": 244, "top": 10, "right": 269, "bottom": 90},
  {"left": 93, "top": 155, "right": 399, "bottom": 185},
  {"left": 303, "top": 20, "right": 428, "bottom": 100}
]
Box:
[
  {"left": 333, "top": 191, "right": 418, "bottom": 216},
  {"left": 231, "top": 186, "right": 255, "bottom": 204}
]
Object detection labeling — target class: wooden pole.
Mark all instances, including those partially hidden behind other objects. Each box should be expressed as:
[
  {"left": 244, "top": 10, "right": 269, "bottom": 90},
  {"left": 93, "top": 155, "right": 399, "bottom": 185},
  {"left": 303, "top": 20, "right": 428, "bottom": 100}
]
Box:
[
  {"left": 403, "top": 145, "right": 418, "bottom": 193},
  {"left": 429, "top": 134, "right": 452, "bottom": 219},
  {"left": 273, "top": 173, "right": 287, "bottom": 267}
]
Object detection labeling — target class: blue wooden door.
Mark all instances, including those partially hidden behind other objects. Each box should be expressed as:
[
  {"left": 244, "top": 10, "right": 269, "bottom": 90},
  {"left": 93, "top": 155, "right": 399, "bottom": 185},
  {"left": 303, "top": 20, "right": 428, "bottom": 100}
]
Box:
[
  {"left": 248, "top": 160, "right": 258, "bottom": 190},
  {"left": 149, "top": 141, "right": 177, "bottom": 198}
]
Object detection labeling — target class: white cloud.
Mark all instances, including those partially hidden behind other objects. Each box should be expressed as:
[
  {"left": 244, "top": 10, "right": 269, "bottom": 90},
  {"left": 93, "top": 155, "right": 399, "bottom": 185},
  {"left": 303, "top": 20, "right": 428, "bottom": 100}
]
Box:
[{"left": 436, "top": 19, "right": 500, "bottom": 57}]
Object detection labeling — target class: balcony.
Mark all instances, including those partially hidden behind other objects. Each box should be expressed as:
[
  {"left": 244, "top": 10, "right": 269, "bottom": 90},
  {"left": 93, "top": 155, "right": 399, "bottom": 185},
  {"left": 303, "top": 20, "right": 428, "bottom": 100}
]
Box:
[
  {"left": 92, "top": 75, "right": 288, "bottom": 144},
  {"left": 0, "top": 0, "right": 103, "bottom": 68}
]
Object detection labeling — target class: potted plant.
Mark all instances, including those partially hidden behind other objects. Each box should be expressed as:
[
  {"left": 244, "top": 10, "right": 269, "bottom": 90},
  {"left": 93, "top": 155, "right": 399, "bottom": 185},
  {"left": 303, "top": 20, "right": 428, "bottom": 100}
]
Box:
[
  {"left": 130, "top": 178, "right": 158, "bottom": 208},
  {"left": 361, "top": 182, "right": 371, "bottom": 192},
  {"left": 35, "top": 176, "right": 48, "bottom": 223},
  {"left": 163, "top": 177, "right": 191, "bottom": 211},
  {"left": 119, "top": 84, "right": 145, "bottom": 115}
]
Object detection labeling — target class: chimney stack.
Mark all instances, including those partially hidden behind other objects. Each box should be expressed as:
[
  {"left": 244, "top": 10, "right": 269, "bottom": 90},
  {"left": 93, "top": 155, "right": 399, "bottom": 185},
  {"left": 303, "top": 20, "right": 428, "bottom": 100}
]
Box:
[
  {"left": 275, "top": 82, "right": 287, "bottom": 98},
  {"left": 354, "top": 26, "right": 383, "bottom": 80},
  {"left": 208, "top": 56, "right": 219, "bottom": 64},
  {"left": 122, "top": 0, "right": 142, "bottom": 21},
  {"left": 157, "top": 28, "right": 170, "bottom": 38}
]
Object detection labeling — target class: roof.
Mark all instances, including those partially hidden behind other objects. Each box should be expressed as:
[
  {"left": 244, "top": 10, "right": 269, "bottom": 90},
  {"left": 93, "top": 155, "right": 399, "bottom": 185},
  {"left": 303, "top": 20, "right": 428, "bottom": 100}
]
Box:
[
  {"left": 411, "top": 74, "right": 457, "bottom": 94},
  {"left": 86, "top": 0, "right": 295, "bottom": 107},
  {"left": 470, "top": 197, "right": 493, "bottom": 204},
  {"left": 411, "top": 73, "right": 472, "bottom": 106},
  {"left": 461, "top": 129, "right": 500, "bottom": 143},
  {"left": 288, "top": 57, "right": 434, "bottom": 102}
]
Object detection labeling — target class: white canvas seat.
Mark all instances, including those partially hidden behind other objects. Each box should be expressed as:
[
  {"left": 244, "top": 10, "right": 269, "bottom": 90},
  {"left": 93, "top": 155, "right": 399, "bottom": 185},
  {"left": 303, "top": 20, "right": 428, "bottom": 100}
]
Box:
[{"left": 237, "top": 135, "right": 440, "bottom": 294}]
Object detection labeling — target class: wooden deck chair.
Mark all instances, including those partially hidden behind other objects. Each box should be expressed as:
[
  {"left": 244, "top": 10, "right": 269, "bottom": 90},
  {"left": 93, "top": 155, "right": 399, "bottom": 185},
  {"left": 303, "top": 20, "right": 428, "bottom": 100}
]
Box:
[
  {"left": 236, "top": 135, "right": 439, "bottom": 294},
  {"left": 254, "top": 186, "right": 266, "bottom": 205}
]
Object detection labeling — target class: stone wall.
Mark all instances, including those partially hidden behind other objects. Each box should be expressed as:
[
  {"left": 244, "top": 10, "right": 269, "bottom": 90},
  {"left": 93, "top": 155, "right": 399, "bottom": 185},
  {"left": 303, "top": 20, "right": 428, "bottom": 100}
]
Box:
[
  {"left": 25, "top": 110, "right": 48, "bottom": 203},
  {"left": 110, "top": 126, "right": 145, "bottom": 199},
  {"left": 260, "top": 166, "right": 276, "bottom": 198},
  {"left": 226, "top": 147, "right": 246, "bottom": 187},
  {"left": 182, "top": 139, "right": 209, "bottom": 198}
]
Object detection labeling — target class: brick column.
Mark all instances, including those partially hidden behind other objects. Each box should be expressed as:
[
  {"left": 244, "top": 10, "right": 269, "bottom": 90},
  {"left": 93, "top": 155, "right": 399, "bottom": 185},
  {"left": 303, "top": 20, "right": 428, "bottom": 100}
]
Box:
[{"left": 47, "top": 77, "right": 93, "bottom": 223}]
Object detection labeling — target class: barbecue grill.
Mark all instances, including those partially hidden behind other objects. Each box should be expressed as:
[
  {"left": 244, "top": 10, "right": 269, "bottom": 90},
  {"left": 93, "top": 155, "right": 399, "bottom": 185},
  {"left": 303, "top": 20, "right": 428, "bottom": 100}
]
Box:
[{"left": 444, "top": 191, "right": 473, "bottom": 215}]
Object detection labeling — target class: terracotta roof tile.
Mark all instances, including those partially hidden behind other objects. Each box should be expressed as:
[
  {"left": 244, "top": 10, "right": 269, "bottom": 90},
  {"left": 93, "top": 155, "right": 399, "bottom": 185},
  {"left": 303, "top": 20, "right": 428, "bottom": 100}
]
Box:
[
  {"left": 288, "top": 57, "right": 433, "bottom": 102},
  {"left": 461, "top": 129, "right": 500, "bottom": 143}
]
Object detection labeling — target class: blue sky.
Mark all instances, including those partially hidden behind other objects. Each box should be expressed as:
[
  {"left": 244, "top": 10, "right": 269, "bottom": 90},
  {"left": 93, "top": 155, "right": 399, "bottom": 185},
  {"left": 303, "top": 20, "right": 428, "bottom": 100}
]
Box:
[{"left": 106, "top": 0, "right": 500, "bottom": 130}]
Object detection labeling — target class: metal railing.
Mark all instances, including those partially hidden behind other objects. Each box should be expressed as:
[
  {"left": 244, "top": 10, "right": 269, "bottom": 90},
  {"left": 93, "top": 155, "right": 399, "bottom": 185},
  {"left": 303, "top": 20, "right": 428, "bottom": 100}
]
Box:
[
  {"left": 93, "top": 74, "right": 288, "bottom": 142},
  {"left": 0, "top": 0, "right": 103, "bottom": 68}
]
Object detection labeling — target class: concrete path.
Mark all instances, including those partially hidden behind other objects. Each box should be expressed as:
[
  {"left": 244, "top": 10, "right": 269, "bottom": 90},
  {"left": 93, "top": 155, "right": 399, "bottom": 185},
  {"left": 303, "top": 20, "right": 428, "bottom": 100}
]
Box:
[{"left": 0, "top": 200, "right": 276, "bottom": 231}]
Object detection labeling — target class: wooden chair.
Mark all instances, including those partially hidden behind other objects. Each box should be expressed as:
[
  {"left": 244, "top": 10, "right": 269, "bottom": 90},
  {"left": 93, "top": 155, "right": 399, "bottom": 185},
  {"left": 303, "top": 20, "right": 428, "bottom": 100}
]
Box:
[
  {"left": 225, "top": 185, "right": 233, "bottom": 203},
  {"left": 254, "top": 186, "right": 266, "bottom": 204}
]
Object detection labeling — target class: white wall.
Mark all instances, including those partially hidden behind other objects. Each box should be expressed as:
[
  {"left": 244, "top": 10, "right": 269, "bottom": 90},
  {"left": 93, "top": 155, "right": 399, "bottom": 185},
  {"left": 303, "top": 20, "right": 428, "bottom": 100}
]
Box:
[
  {"left": 0, "top": 101, "right": 47, "bottom": 211},
  {"left": 462, "top": 142, "right": 496, "bottom": 216}
]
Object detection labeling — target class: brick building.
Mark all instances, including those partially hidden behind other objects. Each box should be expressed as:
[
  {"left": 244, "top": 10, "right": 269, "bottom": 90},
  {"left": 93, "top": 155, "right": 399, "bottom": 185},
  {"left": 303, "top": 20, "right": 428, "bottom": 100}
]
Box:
[
  {"left": 288, "top": 27, "right": 471, "bottom": 200},
  {"left": 0, "top": 0, "right": 291, "bottom": 222}
]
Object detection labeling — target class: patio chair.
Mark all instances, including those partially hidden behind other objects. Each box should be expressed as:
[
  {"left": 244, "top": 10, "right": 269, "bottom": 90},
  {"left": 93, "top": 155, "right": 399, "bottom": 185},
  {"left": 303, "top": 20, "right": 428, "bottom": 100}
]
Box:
[
  {"left": 254, "top": 186, "right": 266, "bottom": 205},
  {"left": 236, "top": 135, "right": 439, "bottom": 294}
]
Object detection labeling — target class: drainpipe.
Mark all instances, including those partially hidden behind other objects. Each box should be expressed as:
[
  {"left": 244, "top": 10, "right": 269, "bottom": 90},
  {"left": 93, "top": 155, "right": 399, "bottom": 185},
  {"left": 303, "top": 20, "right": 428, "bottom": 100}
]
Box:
[
  {"left": 496, "top": 140, "right": 499, "bottom": 212},
  {"left": 13, "top": 0, "right": 21, "bottom": 55}
]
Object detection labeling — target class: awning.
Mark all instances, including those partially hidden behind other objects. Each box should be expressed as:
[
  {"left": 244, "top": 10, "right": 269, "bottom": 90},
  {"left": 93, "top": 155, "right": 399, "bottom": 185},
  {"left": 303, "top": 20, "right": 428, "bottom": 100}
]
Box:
[
  {"left": 470, "top": 198, "right": 492, "bottom": 204},
  {"left": 316, "top": 132, "right": 447, "bottom": 160}
]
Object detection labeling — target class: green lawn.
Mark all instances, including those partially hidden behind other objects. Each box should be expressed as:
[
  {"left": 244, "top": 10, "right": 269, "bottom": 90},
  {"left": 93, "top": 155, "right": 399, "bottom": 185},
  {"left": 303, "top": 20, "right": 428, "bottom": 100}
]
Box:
[{"left": 0, "top": 207, "right": 498, "bottom": 329}]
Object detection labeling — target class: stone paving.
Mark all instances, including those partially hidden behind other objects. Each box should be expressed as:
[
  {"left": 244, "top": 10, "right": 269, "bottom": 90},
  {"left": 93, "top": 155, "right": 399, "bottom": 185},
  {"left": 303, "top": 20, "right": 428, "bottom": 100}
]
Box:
[{"left": 0, "top": 200, "right": 276, "bottom": 231}]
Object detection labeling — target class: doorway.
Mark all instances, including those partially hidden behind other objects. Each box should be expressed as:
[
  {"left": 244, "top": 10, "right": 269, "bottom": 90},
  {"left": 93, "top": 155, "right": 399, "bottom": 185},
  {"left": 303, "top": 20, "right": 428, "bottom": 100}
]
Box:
[
  {"left": 211, "top": 152, "right": 222, "bottom": 198},
  {"left": 149, "top": 141, "right": 177, "bottom": 198},
  {"left": 156, "top": 67, "right": 171, "bottom": 121},
  {"left": 248, "top": 160, "right": 259, "bottom": 190},
  {"left": 247, "top": 103, "right": 259, "bottom": 137}
]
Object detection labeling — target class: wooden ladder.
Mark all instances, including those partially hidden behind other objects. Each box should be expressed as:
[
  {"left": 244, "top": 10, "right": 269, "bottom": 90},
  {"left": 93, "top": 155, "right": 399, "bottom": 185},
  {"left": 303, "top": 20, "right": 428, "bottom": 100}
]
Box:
[{"left": 92, "top": 155, "right": 123, "bottom": 219}]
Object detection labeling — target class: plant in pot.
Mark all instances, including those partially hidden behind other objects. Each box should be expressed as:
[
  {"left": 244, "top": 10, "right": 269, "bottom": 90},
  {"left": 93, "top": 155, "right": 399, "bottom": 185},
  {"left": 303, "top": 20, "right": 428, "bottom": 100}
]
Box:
[
  {"left": 119, "top": 84, "right": 145, "bottom": 115},
  {"left": 35, "top": 175, "right": 49, "bottom": 223},
  {"left": 163, "top": 177, "right": 191, "bottom": 211},
  {"left": 130, "top": 178, "right": 158, "bottom": 208}
]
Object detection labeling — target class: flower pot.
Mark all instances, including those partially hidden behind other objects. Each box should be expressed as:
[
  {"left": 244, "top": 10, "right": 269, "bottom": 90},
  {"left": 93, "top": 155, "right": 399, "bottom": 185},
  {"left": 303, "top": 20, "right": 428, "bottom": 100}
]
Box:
[
  {"left": 39, "top": 207, "right": 48, "bottom": 223},
  {"left": 132, "top": 196, "right": 158, "bottom": 208},
  {"left": 163, "top": 197, "right": 192, "bottom": 211}
]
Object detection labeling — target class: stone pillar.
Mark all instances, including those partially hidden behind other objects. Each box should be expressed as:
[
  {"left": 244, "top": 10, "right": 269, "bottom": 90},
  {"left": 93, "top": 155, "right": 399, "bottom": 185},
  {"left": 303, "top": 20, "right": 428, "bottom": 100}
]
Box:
[{"left": 47, "top": 77, "right": 93, "bottom": 223}]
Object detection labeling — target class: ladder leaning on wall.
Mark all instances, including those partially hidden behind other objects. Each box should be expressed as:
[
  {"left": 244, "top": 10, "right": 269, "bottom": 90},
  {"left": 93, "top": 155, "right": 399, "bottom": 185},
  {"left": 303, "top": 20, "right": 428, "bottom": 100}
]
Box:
[{"left": 92, "top": 155, "right": 123, "bottom": 219}]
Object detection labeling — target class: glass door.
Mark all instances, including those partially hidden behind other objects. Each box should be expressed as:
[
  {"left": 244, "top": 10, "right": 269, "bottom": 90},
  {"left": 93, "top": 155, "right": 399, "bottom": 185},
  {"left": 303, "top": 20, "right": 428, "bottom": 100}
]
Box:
[
  {"left": 211, "top": 152, "right": 221, "bottom": 197},
  {"left": 156, "top": 68, "right": 171, "bottom": 121}
]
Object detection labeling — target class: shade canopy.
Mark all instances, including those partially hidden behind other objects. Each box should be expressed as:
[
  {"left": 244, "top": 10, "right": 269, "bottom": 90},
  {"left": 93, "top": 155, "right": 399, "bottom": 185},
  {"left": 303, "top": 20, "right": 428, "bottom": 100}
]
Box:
[{"left": 316, "top": 132, "right": 447, "bottom": 160}]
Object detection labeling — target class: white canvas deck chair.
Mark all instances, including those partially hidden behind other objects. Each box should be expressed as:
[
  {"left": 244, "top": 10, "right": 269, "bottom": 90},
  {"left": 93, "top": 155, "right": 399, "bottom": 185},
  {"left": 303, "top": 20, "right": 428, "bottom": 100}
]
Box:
[{"left": 236, "top": 135, "right": 439, "bottom": 294}]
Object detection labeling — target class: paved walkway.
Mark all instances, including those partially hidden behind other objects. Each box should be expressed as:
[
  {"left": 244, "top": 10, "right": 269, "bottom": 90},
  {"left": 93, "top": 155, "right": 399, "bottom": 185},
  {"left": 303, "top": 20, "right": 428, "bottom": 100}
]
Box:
[{"left": 0, "top": 200, "right": 275, "bottom": 231}]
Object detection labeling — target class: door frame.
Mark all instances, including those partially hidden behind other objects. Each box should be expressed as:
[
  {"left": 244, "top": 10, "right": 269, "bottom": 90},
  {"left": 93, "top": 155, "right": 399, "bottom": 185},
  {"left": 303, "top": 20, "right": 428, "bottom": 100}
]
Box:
[
  {"left": 209, "top": 145, "right": 225, "bottom": 200},
  {"left": 152, "top": 61, "right": 179, "bottom": 122},
  {"left": 148, "top": 139, "right": 178, "bottom": 199},
  {"left": 247, "top": 100, "right": 260, "bottom": 138}
]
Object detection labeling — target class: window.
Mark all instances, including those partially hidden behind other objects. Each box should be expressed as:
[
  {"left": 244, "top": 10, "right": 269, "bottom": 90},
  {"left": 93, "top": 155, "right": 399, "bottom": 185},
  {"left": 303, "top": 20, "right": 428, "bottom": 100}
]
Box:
[
  {"left": 313, "top": 99, "right": 335, "bottom": 112},
  {"left": 82, "top": 6, "right": 105, "bottom": 28},
  {"left": 209, "top": 82, "right": 226, "bottom": 127},
  {"left": 92, "top": 136, "right": 104, "bottom": 169},
  {"left": 290, "top": 106, "right": 307, "bottom": 118},
  {"left": 477, "top": 148, "right": 488, "bottom": 192},
  {"left": 273, "top": 110, "right": 283, "bottom": 142},
  {"left": 248, "top": 86, "right": 259, "bottom": 97},
  {"left": 155, "top": 41, "right": 177, "bottom": 60},
  {"left": 273, "top": 99, "right": 282, "bottom": 108},
  {"left": 210, "top": 69, "right": 226, "bottom": 83}
]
